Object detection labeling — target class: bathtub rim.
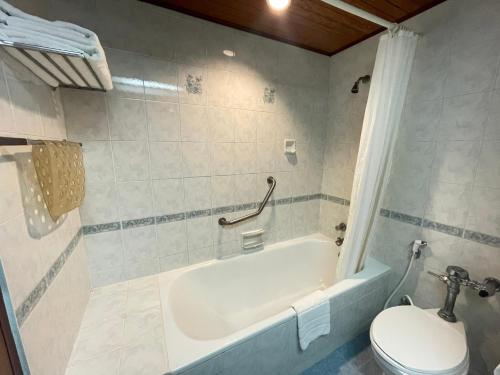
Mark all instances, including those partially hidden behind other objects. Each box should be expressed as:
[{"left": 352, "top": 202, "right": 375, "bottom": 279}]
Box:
[{"left": 159, "top": 233, "right": 390, "bottom": 373}]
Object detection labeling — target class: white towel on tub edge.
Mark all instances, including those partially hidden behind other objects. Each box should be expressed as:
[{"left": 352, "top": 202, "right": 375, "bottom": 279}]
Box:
[{"left": 291, "top": 290, "right": 331, "bottom": 350}]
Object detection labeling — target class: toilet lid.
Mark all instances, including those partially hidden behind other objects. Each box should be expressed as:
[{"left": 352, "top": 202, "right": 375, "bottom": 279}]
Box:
[{"left": 371, "top": 306, "right": 468, "bottom": 374}]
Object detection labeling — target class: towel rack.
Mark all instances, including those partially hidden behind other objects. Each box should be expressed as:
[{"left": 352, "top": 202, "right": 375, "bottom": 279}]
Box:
[
  {"left": 218, "top": 176, "right": 276, "bottom": 226},
  {"left": 0, "top": 136, "right": 82, "bottom": 146},
  {"left": 0, "top": 40, "right": 106, "bottom": 91}
]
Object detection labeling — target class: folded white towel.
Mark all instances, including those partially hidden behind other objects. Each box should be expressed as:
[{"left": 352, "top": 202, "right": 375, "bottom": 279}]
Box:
[
  {"left": 291, "top": 290, "right": 331, "bottom": 351},
  {"left": 0, "top": 0, "right": 113, "bottom": 90}
]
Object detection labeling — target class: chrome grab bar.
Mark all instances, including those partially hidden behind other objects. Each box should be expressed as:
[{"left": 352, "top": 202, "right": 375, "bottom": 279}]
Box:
[{"left": 218, "top": 176, "right": 276, "bottom": 226}]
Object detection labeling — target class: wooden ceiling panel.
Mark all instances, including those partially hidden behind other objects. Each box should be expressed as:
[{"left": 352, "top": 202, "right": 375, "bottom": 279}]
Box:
[{"left": 141, "top": 0, "right": 445, "bottom": 55}]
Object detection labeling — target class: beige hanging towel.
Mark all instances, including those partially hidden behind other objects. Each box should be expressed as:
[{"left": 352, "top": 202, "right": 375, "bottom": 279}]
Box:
[{"left": 32, "top": 140, "right": 85, "bottom": 221}]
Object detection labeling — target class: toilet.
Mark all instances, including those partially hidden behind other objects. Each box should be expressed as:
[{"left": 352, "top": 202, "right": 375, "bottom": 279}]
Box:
[{"left": 370, "top": 305, "right": 469, "bottom": 375}]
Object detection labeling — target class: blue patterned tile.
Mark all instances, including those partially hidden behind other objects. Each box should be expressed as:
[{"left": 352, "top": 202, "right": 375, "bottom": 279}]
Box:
[
  {"left": 16, "top": 228, "right": 83, "bottom": 326},
  {"left": 185, "top": 74, "right": 202, "bottom": 94},
  {"left": 276, "top": 197, "right": 292, "bottom": 205},
  {"left": 464, "top": 230, "right": 500, "bottom": 248},
  {"left": 155, "top": 212, "right": 185, "bottom": 224},
  {"left": 293, "top": 195, "right": 309, "bottom": 203},
  {"left": 379, "top": 208, "right": 391, "bottom": 218},
  {"left": 186, "top": 209, "right": 212, "bottom": 219},
  {"left": 213, "top": 205, "right": 234, "bottom": 215},
  {"left": 263, "top": 87, "right": 276, "bottom": 104},
  {"left": 327, "top": 195, "right": 345, "bottom": 205},
  {"left": 122, "top": 217, "right": 155, "bottom": 229},
  {"left": 422, "top": 219, "right": 463, "bottom": 237},
  {"left": 235, "top": 202, "right": 258, "bottom": 211},
  {"left": 83, "top": 222, "right": 121, "bottom": 235},
  {"left": 390, "top": 211, "right": 423, "bottom": 226}
]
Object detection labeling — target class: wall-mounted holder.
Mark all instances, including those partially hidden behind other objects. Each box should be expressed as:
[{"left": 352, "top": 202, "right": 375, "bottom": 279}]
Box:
[
  {"left": 242, "top": 229, "right": 265, "bottom": 252},
  {"left": 284, "top": 139, "right": 296, "bottom": 154}
]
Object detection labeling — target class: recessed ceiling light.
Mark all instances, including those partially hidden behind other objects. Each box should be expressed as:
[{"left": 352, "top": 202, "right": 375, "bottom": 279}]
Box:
[
  {"left": 267, "top": 0, "right": 290, "bottom": 11},
  {"left": 223, "top": 49, "right": 235, "bottom": 57}
]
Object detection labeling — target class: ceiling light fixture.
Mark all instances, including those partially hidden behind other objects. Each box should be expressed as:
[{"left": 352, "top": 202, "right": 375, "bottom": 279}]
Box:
[
  {"left": 266, "top": 0, "right": 290, "bottom": 11},
  {"left": 223, "top": 49, "right": 235, "bottom": 57}
]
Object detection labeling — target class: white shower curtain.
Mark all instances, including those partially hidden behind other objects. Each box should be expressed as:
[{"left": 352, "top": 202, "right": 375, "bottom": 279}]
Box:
[{"left": 336, "top": 28, "right": 418, "bottom": 280}]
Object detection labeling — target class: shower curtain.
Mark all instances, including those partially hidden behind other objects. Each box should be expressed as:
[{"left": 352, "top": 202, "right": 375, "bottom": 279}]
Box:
[{"left": 336, "top": 28, "right": 418, "bottom": 280}]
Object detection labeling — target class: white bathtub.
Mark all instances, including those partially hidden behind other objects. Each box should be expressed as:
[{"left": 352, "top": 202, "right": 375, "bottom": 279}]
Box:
[{"left": 159, "top": 233, "right": 390, "bottom": 373}]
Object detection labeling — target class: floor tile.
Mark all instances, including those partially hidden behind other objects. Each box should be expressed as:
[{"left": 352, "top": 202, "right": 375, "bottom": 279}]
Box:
[
  {"left": 65, "top": 350, "right": 121, "bottom": 375},
  {"left": 123, "top": 306, "right": 163, "bottom": 347},
  {"left": 70, "top": 318, "right": 125, "bottom": 363},
  {"left": 119, "top": 336, "right": 167, "bottom": 375}
]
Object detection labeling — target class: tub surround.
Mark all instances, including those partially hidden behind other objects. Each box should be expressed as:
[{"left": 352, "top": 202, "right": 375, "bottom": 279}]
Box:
[{"left": 65, "top": 234, "right": 390, "bottom": 375}]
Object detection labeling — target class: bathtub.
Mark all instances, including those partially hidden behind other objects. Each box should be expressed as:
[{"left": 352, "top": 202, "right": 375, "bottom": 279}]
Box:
[{"left": 159, "top": 233, "right": 390, "bottom": 374}]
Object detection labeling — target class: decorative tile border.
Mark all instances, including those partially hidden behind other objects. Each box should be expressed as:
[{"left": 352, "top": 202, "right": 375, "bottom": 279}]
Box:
[
  {"left": 16, "top": 228, "right": 83, "bottom": 327},
  {"left": 381, "top": 209, "right": 500, "bottom": 248},
  {"left": 83, "top": 193, "right": 335, "bottom": 236}
]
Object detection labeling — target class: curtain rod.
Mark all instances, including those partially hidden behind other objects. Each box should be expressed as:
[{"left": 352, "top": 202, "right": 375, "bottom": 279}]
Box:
[
  {"left": 320, "top": 0, "right": 397, "bottom": 29},
  {"left": 0, "top": 136, "right": 82, "bottom": 146}
]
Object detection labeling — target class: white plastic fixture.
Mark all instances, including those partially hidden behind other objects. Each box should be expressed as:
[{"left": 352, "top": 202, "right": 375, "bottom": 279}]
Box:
[
  {"left": 223, "top": 49, "right": 235, "bottom": 57},
  {"left": 267, "top": 0, "right": 291, "bottom": 11},
  {"left": 284, "top": 138, "right": 296, "bottom": 154}
]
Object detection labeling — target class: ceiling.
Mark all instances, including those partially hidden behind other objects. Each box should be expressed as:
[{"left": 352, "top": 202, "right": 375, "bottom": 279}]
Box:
[{"left": 141, "top": 0, "right": 445, "bottom": 56}]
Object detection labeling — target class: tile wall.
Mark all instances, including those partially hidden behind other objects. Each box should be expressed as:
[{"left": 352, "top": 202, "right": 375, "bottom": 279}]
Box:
[
  {"left": 0, "top": 34, "right": 90, "bottom": 375},
  {"left": 364, "top": 1, "right": 500, "bottom": 373},
  {"left": 319, "top": 37, "right": 378, "bottom": 238},
  {"left": 55, "top": 0, "right": 330, "bottom": 287}
]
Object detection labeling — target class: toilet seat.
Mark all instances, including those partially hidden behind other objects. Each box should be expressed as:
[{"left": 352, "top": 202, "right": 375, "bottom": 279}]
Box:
[{"left": 370, "top": 306, "right": 469, "bottom": 375}]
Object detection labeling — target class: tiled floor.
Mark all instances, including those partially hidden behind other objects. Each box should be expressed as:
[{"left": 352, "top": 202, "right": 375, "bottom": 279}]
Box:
[
  {"left": 65, "top": 275, "right": 168, "bottom": 375},
  {"left": 303, "top": 332, "right": 383, "bottom": 375}
]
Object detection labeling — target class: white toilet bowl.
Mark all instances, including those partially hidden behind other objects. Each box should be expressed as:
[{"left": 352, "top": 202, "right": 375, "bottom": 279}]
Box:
[{"left": 370, "top": 305, "right": 469, "bottom": 375}]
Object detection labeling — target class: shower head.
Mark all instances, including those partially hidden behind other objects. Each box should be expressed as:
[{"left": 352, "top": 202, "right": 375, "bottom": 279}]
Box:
[{"left": 351, "top": 75, "right": 371, "bottom": 94}]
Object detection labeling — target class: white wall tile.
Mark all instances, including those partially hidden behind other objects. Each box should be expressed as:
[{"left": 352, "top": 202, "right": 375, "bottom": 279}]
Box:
[
  {"left": 81, "top": 183, "right": 119, "bottom": 225},
  {"left": 183, "top": 177, "right": 211, "bottom": 211},
  {"left": 146, "top": 101, "right": 180, "bottom": 141},
  {"left": 112, "top": 141, "right": 150, "bottom": 181},
  {"left": 208, "top": 106, "right": 235, "bottom": 142},
  {"left": 142, "top": 57, "right": 179, "bottom": 102},
  {"left": 82, "top": 141, "right": 114, "bottom": 185},
  {"left": 211, "top": 175, "right": 235, "bottom": 208},
  {"left": 485, "top": 90, "right": 500, "bottom": 140},
  {"left": 156, "top": 221, "right": 187, "bottom": 256},
  {"left": 211, "top": 142, "right": 234, "bottom": 176},
  {"left": 180, "top": 104, "right": 209, "bottom": 141},
  {"left": 117, "top": 181, "right": 153, "bottom": 220},
  {"left": 475, "top": 141, "right": 500, "bottom": 188},
  {"left": 0, "top": 159, "right": 23, "bottom": 225},
  {"left": 187, "top": 216, "right": 213, "bottom": 250},
  {"left": 466, "top": 186, "right": 500, "bottom": 236},
  {"left": 108, "top": 97, "right": 147, "bottom": 141},
  {"left": 437, "top": 92, "right": 490, "bottom": 141},
  {"left": 444, "top": 38, "right": 500, "bottom": 97},
  {"left": 63, "top": 89, "right": 108, "bottom": 141},
  {"left": 152, "top": 178, "right": 185, "bottom": 215},
  {"left": 424, "top": 181, "right": 472, "bottom": 227},
  {"left": 149, "top": 141, "right": 182, "bottom": 179},
  {"left": 431, "top": 141, "right": 481, "bottom": 185},
  {"left": 181, "top": 142, "right": 211, "bottom": 177}
]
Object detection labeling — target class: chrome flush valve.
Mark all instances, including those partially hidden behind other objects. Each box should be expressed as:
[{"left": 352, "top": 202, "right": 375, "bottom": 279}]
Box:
[{"left": 429, "top": 265, "right": 500, "bottom": 322}]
